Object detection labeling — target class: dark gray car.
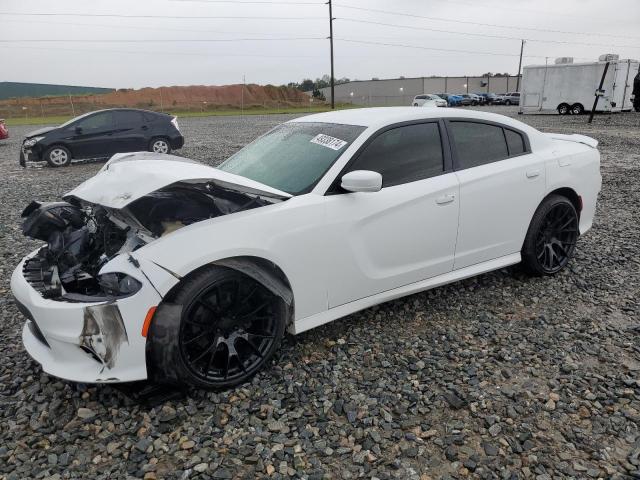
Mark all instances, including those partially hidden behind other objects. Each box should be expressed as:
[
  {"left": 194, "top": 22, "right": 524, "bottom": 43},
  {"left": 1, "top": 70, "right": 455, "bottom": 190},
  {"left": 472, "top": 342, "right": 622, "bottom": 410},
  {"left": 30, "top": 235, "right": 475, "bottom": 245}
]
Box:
[{"left": 20, "top": 108, "right": 184, "bottom": 167}]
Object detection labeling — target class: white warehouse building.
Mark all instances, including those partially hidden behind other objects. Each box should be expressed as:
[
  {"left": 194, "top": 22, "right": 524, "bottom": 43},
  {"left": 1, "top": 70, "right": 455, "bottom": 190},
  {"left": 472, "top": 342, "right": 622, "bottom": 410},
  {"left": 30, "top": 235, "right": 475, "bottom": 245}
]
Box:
[{"left": 319, "top": 75, "right": 521, "bottom": 106}]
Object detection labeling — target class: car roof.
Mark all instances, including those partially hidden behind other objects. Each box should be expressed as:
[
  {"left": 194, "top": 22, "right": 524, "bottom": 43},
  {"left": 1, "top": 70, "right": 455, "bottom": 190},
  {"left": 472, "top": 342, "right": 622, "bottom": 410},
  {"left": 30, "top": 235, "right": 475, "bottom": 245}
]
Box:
[
  {"left": 291, "top": 106, "right": 538, "bottom": 133},
  {"left": 82, "top": 108, "right": 168, "bottom": 116}
]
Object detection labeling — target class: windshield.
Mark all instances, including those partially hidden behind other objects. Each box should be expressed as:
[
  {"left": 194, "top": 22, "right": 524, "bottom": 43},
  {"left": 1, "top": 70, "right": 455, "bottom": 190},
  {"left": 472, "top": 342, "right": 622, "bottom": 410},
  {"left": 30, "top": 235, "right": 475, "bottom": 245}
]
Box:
[
  {"left": 59, "top": 111, "right": 94, "bottom": 128},
  {"left": 218, "top": 121, "right": 366, "bottom": 195}
]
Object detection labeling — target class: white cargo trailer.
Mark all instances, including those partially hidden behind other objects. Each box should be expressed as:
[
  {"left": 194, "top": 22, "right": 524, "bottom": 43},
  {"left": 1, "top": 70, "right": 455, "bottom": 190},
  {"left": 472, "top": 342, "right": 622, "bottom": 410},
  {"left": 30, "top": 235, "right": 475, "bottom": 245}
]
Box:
[{"left": 520, "top": 54, "right": 639, "bottom": 115}]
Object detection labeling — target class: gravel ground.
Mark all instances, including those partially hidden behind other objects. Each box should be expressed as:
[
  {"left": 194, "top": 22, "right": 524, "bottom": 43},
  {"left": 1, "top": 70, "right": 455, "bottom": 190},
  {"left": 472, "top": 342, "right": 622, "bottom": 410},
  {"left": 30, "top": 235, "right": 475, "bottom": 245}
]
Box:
[{"left": 1, "top": 107, "right": 639, "bottom": 480}]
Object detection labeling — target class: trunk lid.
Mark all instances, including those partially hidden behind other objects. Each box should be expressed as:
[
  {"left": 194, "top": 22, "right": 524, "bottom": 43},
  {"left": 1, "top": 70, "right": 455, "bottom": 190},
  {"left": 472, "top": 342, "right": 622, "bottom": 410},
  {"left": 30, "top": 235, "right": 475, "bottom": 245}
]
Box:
[{"left": 64, "top": 152, "right": 292, "bottom": 208}]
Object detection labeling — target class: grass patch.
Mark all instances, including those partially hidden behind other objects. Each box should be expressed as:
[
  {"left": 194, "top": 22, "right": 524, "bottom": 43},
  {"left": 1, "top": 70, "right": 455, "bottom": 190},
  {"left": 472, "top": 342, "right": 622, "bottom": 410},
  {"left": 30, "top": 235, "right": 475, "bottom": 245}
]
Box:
[{"left": 4, "top": 104, "right": 359, "bottom": 126}]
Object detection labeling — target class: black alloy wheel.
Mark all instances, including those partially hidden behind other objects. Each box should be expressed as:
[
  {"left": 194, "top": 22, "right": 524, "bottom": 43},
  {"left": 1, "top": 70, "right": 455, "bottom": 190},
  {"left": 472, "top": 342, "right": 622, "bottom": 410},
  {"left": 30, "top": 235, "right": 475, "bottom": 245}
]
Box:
[
  {"left": 522, "top": 195, "right": 579, "bottom": 275},
  {"left": 179, "top": 274, "right": 281, "bottom": 385},
  {"left": 148, "top": 267, "right": 286, "bottom": 389}
]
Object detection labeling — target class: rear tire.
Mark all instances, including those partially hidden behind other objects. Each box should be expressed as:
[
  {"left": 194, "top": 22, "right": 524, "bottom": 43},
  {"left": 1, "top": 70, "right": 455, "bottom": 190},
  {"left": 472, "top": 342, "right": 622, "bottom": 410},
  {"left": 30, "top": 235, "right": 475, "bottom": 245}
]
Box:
[
  {"left": 505, "top": 100, "right": 511, "bottom": 106},
  {"left": 557, "top": 103, "right": 570, "bottom": 115},
  {"left": 521, "top": 195, "right": 579, "bottom": 276},
  {"left": 570, "top": 103, "right": 584, "bottom": 115},
  {"left": 149, "top": 137, "right": 171, "bottom": 154},
  {"left": 44, "top": 145, "right": 71, "bottom": 167},
  {"left": 148, "top": 267, "right": 286, "bottom": 390}
]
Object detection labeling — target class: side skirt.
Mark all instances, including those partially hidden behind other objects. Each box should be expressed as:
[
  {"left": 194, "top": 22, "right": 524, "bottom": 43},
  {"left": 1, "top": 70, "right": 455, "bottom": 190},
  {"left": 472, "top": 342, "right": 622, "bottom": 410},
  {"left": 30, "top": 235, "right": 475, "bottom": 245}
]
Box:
[{"left": 291, "top": 253, "right": 521, "bottom": 335}]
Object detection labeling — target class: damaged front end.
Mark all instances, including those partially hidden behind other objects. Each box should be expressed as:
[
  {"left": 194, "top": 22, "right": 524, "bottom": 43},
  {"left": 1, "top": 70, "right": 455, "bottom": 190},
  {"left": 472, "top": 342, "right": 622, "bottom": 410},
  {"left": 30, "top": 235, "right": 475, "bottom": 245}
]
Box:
[
  {"left": 21, "top": 181, "right": 280, "bottom": 302},
  {"left": 17, "top": 178, "right": 284, "bottom": 378}
]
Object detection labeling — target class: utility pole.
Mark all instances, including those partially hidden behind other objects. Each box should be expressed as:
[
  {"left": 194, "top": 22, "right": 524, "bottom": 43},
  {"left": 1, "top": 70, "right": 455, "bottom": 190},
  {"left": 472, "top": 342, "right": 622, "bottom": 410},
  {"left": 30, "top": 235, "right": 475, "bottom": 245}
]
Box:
[
  {"left": 327, "top": 0, "right": 335, "bottom": 109},
  {"left": 516, "top": 39, "right": 525, "bottom": 91},
  {"left": 68, "top": 94, "right": 75, "bottom": 116},
  {"left": 241, "top": 74, "right": 245, "bottom": 115}
]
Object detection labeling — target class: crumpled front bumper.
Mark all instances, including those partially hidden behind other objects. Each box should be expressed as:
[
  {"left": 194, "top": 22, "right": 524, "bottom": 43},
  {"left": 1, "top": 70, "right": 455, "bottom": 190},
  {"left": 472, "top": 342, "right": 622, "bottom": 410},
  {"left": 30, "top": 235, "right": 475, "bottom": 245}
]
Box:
[{"left": 11, "top": 250, "right": 179, "bottom": 383}]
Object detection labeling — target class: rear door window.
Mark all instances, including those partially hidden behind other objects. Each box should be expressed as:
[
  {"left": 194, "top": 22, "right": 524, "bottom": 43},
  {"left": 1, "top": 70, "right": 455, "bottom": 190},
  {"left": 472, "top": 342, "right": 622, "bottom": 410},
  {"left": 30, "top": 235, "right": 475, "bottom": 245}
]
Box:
[
  {"left": 450, "top": 121, "right": 509, "bottom": 169},
  {"left": 114, "top": 110, "right": 145, "bottom": 126}
]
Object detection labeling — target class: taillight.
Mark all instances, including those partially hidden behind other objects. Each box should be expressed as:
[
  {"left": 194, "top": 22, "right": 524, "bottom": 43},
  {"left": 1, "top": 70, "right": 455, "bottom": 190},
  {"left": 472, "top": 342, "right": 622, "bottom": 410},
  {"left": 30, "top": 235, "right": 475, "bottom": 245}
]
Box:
[{"left": 171, "top": 116, "right": 180, "bottom": 132}]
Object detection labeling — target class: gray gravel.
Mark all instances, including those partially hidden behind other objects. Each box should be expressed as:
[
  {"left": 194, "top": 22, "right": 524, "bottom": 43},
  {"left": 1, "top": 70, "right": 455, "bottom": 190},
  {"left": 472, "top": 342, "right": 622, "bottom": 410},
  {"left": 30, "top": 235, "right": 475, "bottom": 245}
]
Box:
[{"left": 1, "top": 107, "right": 639, "bottom": 479}]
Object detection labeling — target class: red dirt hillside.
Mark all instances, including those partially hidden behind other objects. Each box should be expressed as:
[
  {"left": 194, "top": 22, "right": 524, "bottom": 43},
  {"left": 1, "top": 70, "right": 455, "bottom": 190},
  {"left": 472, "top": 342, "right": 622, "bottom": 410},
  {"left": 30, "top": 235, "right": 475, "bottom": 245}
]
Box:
[{"left": 0, "top": 84, "right": 315, "bottom": 117}]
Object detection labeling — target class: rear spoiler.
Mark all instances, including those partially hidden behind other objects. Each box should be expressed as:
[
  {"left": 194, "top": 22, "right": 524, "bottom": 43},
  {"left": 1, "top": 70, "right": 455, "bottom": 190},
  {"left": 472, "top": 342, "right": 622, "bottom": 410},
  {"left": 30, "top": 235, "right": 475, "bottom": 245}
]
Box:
[{"left": 546, "top": 133, "right": 598, "bottom": 149}]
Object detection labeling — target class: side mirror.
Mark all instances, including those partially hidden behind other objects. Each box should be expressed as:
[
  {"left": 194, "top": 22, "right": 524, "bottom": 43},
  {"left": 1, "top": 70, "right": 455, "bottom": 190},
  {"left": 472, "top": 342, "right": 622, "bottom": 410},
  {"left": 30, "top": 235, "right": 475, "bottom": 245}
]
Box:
[
  {"left": 341, "top": 170, "right": 382, "bottom": 193},
  {"left": 75, "top": 126, "right": 82, "bottom": 134}
]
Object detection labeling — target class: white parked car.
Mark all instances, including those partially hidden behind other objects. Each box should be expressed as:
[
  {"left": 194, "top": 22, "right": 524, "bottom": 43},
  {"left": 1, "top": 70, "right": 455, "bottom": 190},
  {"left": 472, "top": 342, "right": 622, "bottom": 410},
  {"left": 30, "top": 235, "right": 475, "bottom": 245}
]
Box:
[
  {"left": 12, "top": 108, "right": 601, "bottom": 389},
  {"left": 412, "top": 94, "right": 447, "bottom": 107}
]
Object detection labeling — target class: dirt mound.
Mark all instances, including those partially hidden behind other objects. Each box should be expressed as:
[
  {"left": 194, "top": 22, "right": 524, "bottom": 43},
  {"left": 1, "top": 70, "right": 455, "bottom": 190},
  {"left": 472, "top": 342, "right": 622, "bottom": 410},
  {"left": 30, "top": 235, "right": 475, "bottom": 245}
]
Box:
[{"left": 0, "top": 84, "right": 314, "bottom": 117}]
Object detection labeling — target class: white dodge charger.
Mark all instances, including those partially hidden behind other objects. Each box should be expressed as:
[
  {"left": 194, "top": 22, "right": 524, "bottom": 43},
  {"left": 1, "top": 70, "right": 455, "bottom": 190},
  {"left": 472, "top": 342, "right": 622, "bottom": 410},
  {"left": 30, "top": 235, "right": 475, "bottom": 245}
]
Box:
[{"left": 11, "top": 107, "right": 601, "bottom": 389}]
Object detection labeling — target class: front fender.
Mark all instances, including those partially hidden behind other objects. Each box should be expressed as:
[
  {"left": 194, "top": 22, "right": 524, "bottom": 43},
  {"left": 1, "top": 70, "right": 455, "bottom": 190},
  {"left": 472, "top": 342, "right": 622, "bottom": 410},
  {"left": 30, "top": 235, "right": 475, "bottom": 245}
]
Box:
[{"left": 135, "top": 194, "right": 329, "bottom": 321}]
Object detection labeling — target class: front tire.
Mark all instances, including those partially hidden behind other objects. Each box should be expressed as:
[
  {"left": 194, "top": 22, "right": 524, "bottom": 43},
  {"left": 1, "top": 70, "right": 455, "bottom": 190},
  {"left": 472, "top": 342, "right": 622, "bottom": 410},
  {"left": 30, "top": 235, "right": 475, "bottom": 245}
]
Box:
[
  {"left": 149, "top": 137, "right": 171, "bottom": 154},
  {"left": 505, "top": 100, "right": 511, "bottom": 106},
  {"left": 521, "top": 195, "right": 579, "bottom": 275},
  {"left": 148, "top": 267, "right": 286, "bottom": 389},
  {"left": 44, "top": 145, "right": 71, "bottom": 167}
]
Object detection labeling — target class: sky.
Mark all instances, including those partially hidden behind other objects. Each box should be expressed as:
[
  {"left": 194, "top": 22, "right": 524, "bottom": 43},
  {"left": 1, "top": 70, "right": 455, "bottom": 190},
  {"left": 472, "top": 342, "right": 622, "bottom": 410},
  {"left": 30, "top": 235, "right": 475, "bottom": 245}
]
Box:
[{"left": 1, "top": 0, "right": 639, "bottom": 89}]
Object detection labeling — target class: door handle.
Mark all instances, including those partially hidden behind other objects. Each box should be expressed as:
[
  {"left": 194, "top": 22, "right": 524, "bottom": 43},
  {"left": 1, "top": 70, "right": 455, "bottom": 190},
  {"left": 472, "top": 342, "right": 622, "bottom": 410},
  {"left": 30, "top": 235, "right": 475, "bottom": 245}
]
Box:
[
  {"left": 526, "top": 169, "right": 540, "bottom": 178},
  {"left": 436, "top": 193, "right": 456, "bottom": 205}
]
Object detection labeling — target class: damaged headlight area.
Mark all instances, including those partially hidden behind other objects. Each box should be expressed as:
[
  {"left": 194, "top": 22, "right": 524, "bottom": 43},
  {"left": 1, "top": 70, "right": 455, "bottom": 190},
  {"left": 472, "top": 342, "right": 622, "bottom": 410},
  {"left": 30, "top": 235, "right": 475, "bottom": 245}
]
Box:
[
  {"left": 97, "top": 273, "right": 142, "bottom": 297},
  {"left": 23, "top": 136, "right": 44, "bottom": 148},
  {"left": 21, "top": 200, "right": 132, "bottom": 300},
  {"left": 20, "top": 181, "right": 280, "bottom": 301}
]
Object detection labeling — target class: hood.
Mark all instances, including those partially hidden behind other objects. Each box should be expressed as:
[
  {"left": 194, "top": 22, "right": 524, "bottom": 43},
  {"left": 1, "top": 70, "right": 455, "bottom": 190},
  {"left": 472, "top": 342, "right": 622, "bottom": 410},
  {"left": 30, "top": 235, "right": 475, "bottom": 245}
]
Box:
[
  {"left": 64, "top": 152, "right": 292, "bottom": 208},
  {"left": 25, "top": 126, "right": 58, "bottom": 138}
]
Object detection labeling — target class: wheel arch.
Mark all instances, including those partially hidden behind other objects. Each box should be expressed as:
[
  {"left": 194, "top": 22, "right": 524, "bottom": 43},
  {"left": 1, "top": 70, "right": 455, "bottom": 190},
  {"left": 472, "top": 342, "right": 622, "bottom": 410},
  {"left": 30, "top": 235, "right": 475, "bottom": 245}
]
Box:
[
  {"left": 546, "top": 187, "right": 582, "bottom": 216},
  {"left": 521, "top": 187, "right": 582, "bottom": 252},
  {"left": 162, "top": 255, "right": 295, "bottom": 325},
  {"left": 44, "top": 142, "right": 73, "bottom": 157},
  {"left": 149, "top": 135, "right": 171, "bottom": 149}
]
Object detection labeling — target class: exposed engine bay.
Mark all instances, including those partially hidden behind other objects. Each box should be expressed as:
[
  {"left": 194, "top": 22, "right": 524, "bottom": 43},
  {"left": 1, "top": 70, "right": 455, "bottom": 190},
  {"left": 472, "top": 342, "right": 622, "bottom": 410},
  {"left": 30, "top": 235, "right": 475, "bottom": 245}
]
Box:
[{"left": 21, "top": 181, "right": 279, "bottom": 301}]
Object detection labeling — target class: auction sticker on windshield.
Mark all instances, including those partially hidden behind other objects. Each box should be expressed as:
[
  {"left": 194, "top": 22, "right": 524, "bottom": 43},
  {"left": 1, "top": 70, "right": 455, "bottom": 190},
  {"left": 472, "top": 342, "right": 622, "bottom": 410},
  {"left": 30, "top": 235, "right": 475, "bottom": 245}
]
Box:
[{"left": 310, "top": 133, "right": 348, "bottom": 151}]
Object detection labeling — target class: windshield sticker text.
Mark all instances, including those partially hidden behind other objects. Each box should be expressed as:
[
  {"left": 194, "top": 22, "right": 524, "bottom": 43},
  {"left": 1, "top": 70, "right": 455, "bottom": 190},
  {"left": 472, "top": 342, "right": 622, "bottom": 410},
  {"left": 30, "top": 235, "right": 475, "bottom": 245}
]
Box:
[{"left": 310, "top": 134, "right": 348, "bottom": 151}]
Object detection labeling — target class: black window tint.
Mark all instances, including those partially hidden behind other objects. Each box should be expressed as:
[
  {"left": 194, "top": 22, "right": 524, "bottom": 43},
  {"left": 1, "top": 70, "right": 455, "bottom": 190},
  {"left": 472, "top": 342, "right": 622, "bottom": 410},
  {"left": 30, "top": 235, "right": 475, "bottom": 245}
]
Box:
[
  {"left": 505, "top": 129, "right": 525, "bottom": 155},
  {"left": 450, "top": 121, "right": 508, "bottom": 169},
  {"left": 114, "top": 110, "right": 144, "bottom": 125},
  {"left": 348, "top": 123, "right": 443, "bottom": 188},
  {"left": 76, "top": 112, "right": 113, "bottom": 130},
  {"left": 415, "top": 95, "right": 427, "bottom": 100}
]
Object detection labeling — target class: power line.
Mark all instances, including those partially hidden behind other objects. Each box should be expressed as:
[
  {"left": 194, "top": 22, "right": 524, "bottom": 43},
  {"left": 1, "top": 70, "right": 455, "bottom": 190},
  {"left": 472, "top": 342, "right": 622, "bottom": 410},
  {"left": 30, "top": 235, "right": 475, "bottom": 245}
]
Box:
[
  {"left": 0, "top": 37, "right": 325, "bottom": 43},
  {"left": 426, "top": 0, "right": 609, "bottom": 22},
  {"left": 0, "top": 44, "right": 326, "bottom": 58},
  {"left": 333, "top": 3, "right": 640, "bottom": 41},
  {"left": 5, "top": 18, "right": 323, "bottom": 36},
  {"left": 169, "top": 0, "right": 322, "bottom": 3},
  {"left": 0, "top": 12, "right": 323, "bottom": 20},
  {"left": 336, "top": 38, "right": 547, "bottom": 58},
  {"left": 337, "top": 18, "right": 640, "bottom": 50}
]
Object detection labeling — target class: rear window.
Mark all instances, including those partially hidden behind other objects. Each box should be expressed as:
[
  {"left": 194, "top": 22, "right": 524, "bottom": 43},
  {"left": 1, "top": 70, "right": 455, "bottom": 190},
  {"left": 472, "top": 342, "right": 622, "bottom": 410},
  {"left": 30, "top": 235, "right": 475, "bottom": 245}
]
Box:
[{"left": 505, "top": 129, "right": 525, "bottom": 155}]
